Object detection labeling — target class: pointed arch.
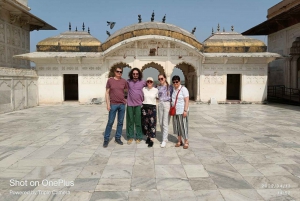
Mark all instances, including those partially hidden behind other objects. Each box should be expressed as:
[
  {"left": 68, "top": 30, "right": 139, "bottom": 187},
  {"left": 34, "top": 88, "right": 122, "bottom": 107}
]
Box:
[
  {"left": 141, "top": 62, "right": 165, "bottom": 75},
  {"left": 175, "top": 61, "right": 196, "bottom": 74}
]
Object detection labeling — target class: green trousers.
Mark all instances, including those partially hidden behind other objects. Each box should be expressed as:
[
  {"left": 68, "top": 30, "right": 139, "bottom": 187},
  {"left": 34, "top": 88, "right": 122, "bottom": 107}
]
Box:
[{"left": 126, "top": 106, "right": 143, "bottom": 140}]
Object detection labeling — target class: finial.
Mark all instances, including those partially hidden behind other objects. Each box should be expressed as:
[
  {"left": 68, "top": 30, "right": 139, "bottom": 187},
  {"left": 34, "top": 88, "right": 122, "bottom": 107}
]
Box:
[
  {"left": 231, "top": 25, "right": 234, "bottom": 31},
  {"left": 69, "top": 22, "right": 71, "bottom": 31},
  {"left": 106, "top": 30, "right": 111, "bottom": 37},
  {"left": 75, "top": 26, "right": 77, "bottom": 32},
  {"left": 82, "top": 22, "right": 85, "bottom": 31},
  {"left": 151, "top": 10, "right": 155, "bottom": 22},
  {"left": 217, "top": 23, "right": 220, "bottom": 32},
  {"left": 162, "top": 14, "right": 166, "bottom": 23},
  {"left": 138, "top": 14, "right": 142, "bottom": 23},
  {"left": 191, "top": 27, "right": 196, "bottom": 34},
  {"left": 212, "top": 27, "right": 214, "bottom": 34},
  {"left": 223, "top": 27, "right": 225, "bottom": 32},
  {"left": 88, "top": 27, "right": 90, "bottom": 34}
]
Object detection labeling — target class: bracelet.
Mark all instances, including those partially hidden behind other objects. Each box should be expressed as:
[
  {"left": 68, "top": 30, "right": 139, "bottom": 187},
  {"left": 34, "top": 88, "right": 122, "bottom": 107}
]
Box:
[{"left": 184, "top": 110, "right": 187, "bottom": 112}]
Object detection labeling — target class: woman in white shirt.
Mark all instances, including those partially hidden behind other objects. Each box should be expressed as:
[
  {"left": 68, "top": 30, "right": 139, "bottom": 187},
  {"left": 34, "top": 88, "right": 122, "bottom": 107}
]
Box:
[
  {"left": 171, "top": 75, "right": 189, "bottom": 149},
  {"left": 142, "top": 77, "right": 158, "bottom": 147}
]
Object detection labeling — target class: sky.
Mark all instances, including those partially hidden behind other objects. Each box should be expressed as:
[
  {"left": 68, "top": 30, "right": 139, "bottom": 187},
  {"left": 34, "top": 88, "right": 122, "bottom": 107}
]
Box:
[{"left": 28, "top": 0, "right": 282, "bottom": 80}]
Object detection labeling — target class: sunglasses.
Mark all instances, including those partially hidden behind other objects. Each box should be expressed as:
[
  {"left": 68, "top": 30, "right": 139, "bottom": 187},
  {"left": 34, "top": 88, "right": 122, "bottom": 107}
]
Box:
[
  {"left": 147, "top": 80, "right": 153, "bottom": 83},
  {"left": 172, "top": 81, "right": 179, "bottom": 84},
  {"left": 115, "top": 70, "right": 123, "bottom": 73},
  {"left": 133, "top": 73, "right": 139, "bottom": 75},
  {"left": 158, "top": 78, "right": 164, "bottom": 81}
]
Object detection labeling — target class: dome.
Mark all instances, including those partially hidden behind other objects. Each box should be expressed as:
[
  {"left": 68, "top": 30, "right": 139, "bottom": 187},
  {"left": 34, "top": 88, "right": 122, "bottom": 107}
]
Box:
[
  {"left": 290, "top": 37, "right": 300, "bottom": 55},
  {"left": 101, "top": 22, "right": 203, "bottom": 51},
  {"left": 203, "top": 31, "right": 267, "bottom": 53},
  {"left": 37, "top": 31, "right": 101, "bottom": 52}
]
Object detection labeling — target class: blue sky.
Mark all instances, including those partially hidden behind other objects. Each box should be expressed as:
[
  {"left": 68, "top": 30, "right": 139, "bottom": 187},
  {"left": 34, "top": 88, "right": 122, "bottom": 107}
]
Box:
[{"left": 28, "top": 0, "right": 281, "bottom": 80}]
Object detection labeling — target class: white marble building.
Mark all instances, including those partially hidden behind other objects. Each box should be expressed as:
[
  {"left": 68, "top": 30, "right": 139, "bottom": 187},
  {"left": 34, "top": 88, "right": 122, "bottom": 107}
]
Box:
[
  {"left": 14, "top": 21, "right": 280, "bottom": 105},
  {"left": 0, "top": 0, "right": 55, "bottom": 113},
  {"left": 243, "top": 0, "right": 300, "bottom": 89}
]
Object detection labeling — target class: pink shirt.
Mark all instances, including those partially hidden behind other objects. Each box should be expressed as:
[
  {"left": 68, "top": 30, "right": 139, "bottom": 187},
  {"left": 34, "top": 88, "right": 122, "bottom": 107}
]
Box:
[{"left": 106, "top": 78, "right": 128, "bottom": 105}]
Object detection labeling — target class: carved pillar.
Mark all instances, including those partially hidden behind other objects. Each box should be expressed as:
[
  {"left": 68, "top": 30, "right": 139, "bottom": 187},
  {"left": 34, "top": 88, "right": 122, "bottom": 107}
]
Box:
[
  {"left": 25, "top": 79, "right": 28, "bottom": 108},
  {"left": 11, "top": 78, "right": 14, "bottom": 110},
  {"left": 291, "top": 56, "right": 299, "bottom": 88},
  {"left": 196, "top": 74, "right": 201, "bottom": 101},
  {"left": 285, "top": 57, "right": 292, "bottom": 88}
]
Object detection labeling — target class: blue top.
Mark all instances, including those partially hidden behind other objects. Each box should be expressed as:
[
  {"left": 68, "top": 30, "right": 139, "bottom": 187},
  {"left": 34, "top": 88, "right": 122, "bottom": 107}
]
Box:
[{"left": 157, "top": 84, "right": 173, "bottom": 102}]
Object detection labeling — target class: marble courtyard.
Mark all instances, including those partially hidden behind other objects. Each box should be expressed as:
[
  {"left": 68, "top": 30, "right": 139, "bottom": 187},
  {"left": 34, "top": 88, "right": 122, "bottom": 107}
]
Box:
[{"left": 1, "top": 103, "right": 300, "bottom": 201}]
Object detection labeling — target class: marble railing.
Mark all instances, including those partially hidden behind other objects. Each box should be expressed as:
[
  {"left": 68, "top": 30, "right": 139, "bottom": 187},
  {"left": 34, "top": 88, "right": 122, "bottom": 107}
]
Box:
[{"left": 0, "top": 67, "right": 38, "bottom": 113}]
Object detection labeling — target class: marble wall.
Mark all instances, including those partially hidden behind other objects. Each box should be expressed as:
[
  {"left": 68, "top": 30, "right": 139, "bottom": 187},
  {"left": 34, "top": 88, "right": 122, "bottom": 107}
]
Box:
[
  {"left": 0, "top": 18, "right": 30, "bottom": 68},
  {"left": 201, "top": 60, "right": 269, "bottom": 103},
  {"left": 268, "top": 23, "right": 300, "bottom": 87},
  {"left": 0, "top": 67, "right": 38, "bottom": 114}
]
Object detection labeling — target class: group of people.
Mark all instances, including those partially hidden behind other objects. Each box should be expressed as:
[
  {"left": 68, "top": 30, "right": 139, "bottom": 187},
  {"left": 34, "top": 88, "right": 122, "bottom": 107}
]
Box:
[{"left": 103, "top": 67, "right": 189, "bottom": 149}]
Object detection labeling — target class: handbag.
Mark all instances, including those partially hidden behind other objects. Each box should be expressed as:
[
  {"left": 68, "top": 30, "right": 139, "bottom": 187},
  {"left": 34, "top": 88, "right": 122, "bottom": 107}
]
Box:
[{"left": 169, "top": 86, "right": 182, "bottom": 116}]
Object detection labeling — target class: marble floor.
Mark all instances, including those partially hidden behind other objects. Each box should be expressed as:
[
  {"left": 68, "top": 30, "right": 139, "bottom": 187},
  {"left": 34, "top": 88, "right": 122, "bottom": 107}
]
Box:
[{"left": 1, "top": 103, "right": 300, "bottom": 201}]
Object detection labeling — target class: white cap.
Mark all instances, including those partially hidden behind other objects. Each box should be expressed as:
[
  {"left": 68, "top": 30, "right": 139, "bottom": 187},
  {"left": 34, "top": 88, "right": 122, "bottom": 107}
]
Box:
[{"left": 146, "top": 77, "right": 154, "bottom": 81}]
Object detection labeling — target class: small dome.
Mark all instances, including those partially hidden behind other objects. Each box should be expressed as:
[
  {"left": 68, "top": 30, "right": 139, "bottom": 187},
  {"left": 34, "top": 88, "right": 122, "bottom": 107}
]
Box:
[
  {"left": 37, "top": 31, "right": 101, "bottom": 52},
  {"left": 290, "top": 37, "right": 300, "bottom": 55},
  {"left": 101, "top": 22, "right": 203, "bottom": 51},
  {"left": 203, "top": 31, "right": 267, "bottom": 53}
]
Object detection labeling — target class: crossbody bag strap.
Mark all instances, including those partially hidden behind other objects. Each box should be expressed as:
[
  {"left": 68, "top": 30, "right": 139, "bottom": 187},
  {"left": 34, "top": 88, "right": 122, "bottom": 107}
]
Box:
[{"left": 174, "top": 86, "right": 182, "bottom": 107}]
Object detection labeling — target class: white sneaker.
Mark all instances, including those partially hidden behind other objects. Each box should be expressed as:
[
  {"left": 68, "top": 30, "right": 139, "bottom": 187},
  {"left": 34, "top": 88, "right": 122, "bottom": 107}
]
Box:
[{"left": 161, "top": 141, "right": 166, "bottom": 148}]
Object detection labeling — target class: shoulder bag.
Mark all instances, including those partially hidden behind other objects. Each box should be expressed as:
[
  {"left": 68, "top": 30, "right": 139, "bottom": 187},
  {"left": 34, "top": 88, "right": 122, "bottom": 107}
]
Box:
[{"left": 169, "top": 86, "right": 182, "bottom": 116}]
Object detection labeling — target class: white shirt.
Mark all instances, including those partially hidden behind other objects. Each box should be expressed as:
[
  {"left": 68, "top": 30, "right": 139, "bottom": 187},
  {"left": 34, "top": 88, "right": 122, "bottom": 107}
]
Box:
[
  {"left": 171, "top": 85, "right": 189, "bottom": 114},
  {"left": 143, "top": 87, "right": 158, "bottom": 105}
]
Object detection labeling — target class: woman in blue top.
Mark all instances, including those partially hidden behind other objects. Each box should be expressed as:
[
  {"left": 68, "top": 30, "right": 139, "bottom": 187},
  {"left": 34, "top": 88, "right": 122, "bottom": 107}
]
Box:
[{"left": 157, "top": 74, "right": 172, "bottom": 148}]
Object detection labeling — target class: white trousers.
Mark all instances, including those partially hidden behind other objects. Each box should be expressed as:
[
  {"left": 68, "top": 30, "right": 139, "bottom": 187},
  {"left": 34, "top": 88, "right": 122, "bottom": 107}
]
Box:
[{"left": 158, "top": 101, "right": 170, "bottom": 142}]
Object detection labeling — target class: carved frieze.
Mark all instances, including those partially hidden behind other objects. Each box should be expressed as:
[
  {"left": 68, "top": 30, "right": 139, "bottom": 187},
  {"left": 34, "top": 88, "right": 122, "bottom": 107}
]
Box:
[
  {"left": 0, "top": 67, "right": 37, "bottom": 76},
  {"left": 245, "top": 75, "right": 265, "bottom": 84},
  {"left": 203, "top": 74, "right": 223, "bottom": 84},
  {"left": 81, "top": 74, "right": 103, "bottom": 84}
]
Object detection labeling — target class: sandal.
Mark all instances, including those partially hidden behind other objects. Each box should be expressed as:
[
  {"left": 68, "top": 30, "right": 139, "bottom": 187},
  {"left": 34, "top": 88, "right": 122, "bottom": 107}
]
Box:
[
  {"left": 175, "top": 141, "right": 183, "bottom": 147},
  {"left": 183, "top": 142, "right": 189, "bottom": 149}
]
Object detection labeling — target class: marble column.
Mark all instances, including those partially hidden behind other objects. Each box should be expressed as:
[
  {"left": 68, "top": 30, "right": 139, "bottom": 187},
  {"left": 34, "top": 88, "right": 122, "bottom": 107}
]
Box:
[{"left": 291, "top": 56, "right": 299, "bottom": 88}]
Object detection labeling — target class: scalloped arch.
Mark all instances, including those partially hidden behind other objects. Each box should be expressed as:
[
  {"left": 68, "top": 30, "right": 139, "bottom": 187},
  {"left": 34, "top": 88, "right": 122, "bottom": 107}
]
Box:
[
  {"left": 141, "top": 62, "right": 165, "bottom": 75},
  {"left": 175, "top": 61, "right": 196, "bottom": 73}
]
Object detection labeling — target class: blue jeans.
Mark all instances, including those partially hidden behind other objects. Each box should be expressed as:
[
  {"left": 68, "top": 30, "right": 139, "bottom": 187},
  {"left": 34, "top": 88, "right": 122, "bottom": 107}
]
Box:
[{"left": 104, "top": 104, "right": 126, "bottom": 141}]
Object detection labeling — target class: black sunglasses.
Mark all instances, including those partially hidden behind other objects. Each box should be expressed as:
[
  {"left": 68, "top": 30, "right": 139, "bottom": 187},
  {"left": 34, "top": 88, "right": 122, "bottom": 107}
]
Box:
[
  {"left": 115, "top": 70, "right": 123, "bottom": 73},
  {"left": 158, "top": 78, "right": 164, "bottom": 81},
  {"left": 172, "top": 81, "right": 179, "bottom": 84},
  {"left": 147, "top": 80, "right": 153, "bottom": 83}
]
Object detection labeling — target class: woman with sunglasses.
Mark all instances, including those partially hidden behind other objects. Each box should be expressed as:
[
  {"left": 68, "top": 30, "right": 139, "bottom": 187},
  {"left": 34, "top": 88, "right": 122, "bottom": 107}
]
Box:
[
  {"left": 157, "top": 74, "right": 172, "bottom": 148},
  {"left": 171, "top": 75, "right": 189, "bottom": 149},
  {"left": 141, "top": 77, "right": 158, "bottom": 147}
]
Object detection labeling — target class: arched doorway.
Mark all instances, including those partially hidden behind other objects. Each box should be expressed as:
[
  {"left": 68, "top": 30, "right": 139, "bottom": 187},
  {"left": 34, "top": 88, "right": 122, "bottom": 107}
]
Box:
[
  {"left": 173, "top": 62, "right": 197, "bottom": 100},
  {"left": 141, "top": 62, "right": 165, "bottom": 85}
]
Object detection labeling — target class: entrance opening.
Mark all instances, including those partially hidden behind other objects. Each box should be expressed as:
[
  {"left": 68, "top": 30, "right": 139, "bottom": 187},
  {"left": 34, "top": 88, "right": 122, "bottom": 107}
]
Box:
[
  {"left": 64, "top": 74, "right": 78, "bottom": 101},
  {"left": 226, "top": 74, "right": 240, "bottom": 100}
]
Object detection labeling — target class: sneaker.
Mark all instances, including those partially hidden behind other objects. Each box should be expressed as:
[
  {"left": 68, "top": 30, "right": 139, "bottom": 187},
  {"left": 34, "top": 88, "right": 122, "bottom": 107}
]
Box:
[
  {"left": 127, "top": 139, "right": 133, "bottom": 145},
  {"left": 136, "top": 139, "right": 141, "bottom": 144},
  {"left": 161, "top": 141, "right": 166, "bottom": 148},
  {"left": 115, "top": 139, "right": 123, "bottom": 145},
  {"left": 103, "top": 140, "right": 109, "bottom": 148}
]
